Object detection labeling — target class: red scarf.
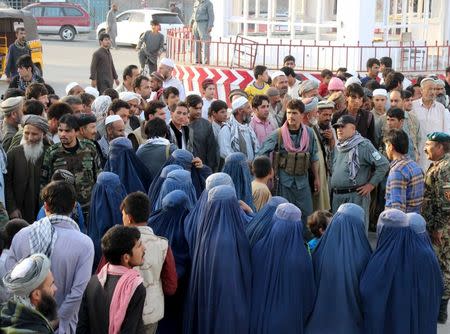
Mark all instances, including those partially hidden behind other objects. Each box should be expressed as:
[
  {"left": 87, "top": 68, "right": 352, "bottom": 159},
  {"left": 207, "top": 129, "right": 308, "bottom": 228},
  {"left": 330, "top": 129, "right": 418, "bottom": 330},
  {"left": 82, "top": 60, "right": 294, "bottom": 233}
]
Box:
[
  {"left": 280, "top": 121, "right": 310, "bottom": 152},
  {"left": 97, "top": 263, "right": 143, "bottom": 334}
]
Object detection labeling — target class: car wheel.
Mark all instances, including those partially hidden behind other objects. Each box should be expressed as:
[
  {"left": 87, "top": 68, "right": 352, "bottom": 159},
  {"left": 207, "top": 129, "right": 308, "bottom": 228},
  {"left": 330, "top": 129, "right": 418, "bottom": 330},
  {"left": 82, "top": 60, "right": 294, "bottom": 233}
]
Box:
[{"left": 60, "top": 26, "right": 76, "bottom": 41}]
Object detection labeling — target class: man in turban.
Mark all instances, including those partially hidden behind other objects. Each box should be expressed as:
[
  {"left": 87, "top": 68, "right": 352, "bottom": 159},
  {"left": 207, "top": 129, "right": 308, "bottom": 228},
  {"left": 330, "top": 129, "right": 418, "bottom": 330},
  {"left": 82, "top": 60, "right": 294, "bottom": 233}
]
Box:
[
  {"left": 0, "top": 253, "right": 57, "bottom": 333},
  {"left": 6, "top": 115, "right": 49, "bottom": 222},
  {"left": 1, "top": 96, "right": 24, "bottom": 152}
]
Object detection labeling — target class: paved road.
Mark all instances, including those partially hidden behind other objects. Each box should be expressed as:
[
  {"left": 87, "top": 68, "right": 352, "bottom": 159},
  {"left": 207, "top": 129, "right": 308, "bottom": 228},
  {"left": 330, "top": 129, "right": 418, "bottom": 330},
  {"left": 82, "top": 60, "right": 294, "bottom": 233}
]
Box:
[
  {"left": 1, "top": 36, "right": 139, "bottom": 97},
  {"left": 0, "top": 37, "right": 450, "bottom": 333}
]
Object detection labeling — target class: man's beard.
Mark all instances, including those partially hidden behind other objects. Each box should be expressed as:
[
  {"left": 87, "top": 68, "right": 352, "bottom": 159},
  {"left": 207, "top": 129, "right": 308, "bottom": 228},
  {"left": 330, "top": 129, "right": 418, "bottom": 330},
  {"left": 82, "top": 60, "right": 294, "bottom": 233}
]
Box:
[
  {"left": 20, "top": 138, "right": 44, "bottom": 164},
  {"left": 36, "top": 292, "right": 58, "bottom": 322}
]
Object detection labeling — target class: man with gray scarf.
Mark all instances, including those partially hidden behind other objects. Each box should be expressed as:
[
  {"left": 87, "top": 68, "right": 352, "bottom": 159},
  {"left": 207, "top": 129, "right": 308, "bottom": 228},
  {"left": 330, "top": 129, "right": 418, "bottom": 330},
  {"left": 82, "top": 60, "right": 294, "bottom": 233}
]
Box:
[
  {"left": 331, "top": 115, "right": 389, "bottom": 231},
  {"left": 1, "top": 253, "right": 57, "bottom": 333}
]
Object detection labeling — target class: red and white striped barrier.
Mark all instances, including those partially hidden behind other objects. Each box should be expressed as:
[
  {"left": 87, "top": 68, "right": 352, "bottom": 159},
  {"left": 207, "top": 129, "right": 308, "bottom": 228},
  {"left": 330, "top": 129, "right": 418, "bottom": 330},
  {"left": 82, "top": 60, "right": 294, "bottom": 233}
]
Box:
[{"left": 174, "top": 65, "right": 322, "bottom": 103}]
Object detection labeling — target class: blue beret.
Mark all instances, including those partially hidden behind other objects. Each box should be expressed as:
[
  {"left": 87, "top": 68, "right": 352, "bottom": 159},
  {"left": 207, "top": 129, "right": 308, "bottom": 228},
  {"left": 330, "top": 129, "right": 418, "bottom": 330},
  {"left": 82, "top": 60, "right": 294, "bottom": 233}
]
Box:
[{"left": 427, "top": 132, "right": 450, "bottom": 143}]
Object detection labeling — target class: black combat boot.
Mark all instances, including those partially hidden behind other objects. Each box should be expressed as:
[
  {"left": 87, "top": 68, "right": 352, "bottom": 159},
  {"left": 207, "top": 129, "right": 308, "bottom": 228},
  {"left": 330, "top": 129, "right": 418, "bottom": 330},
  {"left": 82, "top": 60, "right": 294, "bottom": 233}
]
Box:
[{"left": 438, "top": 299, "right": 449, "bottom": 324}]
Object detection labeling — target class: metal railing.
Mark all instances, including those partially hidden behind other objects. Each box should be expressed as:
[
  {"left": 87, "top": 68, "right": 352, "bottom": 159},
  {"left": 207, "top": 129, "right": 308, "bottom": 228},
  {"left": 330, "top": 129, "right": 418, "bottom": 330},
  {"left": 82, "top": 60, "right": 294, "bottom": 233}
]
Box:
[{"left": 167, "top": 27, "right": 450, "bottom": 74}]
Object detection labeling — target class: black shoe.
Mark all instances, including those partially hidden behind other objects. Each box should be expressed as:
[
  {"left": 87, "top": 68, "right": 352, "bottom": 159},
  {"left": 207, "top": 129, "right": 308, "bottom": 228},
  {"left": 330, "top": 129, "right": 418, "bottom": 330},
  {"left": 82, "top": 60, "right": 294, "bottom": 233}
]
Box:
[{"left": 438, "top": 299, "right": 449, "bottom": 324}]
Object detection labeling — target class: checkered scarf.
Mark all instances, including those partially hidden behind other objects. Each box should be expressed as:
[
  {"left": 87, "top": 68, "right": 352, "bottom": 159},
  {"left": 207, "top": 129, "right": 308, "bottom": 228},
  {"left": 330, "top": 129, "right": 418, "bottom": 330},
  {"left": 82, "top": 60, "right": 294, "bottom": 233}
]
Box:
[
  {"left": 336, "top": 132, "right": 366, "bottom": 185},
  {"left": 29, "top": 215, "right": 80, "bottom": 257}
]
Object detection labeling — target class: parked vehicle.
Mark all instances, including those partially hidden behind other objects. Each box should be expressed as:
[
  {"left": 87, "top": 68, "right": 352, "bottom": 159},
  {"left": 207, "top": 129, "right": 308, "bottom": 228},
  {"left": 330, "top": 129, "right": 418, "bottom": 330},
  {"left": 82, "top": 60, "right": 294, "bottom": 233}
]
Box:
[
  {"left": 96, "top": 9, "right": 184, "bottom": 46},
  {"left": 23, "top": 2, "right": 90, "bottom": 41},
  {"left": 0, "top": 8, "right": 44, "bottom": 77}
]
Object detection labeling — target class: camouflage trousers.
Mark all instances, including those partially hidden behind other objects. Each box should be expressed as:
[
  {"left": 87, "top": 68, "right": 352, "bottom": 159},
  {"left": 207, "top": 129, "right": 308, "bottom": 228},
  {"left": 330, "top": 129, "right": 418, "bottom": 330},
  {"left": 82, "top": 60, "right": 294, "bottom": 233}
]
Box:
[{"left": 433, "top": 226, "right": 450, "bottom": 299}]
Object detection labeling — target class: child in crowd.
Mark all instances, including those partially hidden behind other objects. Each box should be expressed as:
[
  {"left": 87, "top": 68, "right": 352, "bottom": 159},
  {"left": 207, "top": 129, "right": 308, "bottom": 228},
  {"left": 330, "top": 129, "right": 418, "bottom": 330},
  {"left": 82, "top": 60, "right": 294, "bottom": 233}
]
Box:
[
  {"left": 307, "top": 210, "right": 333, "bottom": 251},
  {"left": 251, "top": 156, "right": 273, "bottom": 211}
]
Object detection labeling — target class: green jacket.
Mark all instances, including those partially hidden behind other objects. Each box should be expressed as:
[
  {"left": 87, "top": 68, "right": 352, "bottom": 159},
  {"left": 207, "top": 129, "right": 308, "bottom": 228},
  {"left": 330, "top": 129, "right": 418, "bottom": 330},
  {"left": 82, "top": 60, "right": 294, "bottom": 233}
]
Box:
[
  {"left": 41, "top": 139, "right": 101, "bottom": 207},
  {"left": 0, "top": 300, "right": 54, "bottom": 333}
]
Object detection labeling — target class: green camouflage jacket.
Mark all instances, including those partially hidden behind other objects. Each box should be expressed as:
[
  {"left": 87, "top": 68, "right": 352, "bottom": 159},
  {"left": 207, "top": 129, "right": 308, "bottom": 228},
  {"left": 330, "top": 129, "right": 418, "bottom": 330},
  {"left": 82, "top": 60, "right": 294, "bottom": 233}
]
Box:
[{"left": 0, "top": 299, "right": 54, "bottom": 333}]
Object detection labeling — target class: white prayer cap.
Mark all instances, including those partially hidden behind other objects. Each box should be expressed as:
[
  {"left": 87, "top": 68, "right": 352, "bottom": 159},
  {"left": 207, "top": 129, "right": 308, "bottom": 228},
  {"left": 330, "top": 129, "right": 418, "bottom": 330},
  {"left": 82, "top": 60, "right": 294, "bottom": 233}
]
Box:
[
  {"left": 271, "top": 71, "right": 286, "bottom": 81},
  {"left": 160, "top": 58, "right": 175, "bottom": 68},
  {"left": 84, "top": 86, "right": 99, "bottom": 98},
  {"left": 119, "top": 91, "right": 141, "bottom": 102},
  {"left": 420, "top": 77, "right": 436, "bottom": 87},
  {"left": 65, "top": 82, "right": 81, "bottom": 95},
  {"left": 344, "top": 76, "right": 362, "bottom": 88},
  {"left": 372, "top": 88, "right": 388, "bottom": 97},
  {"left": 232, "top": 96, "right": 249, "bottom": 111},
  {"left": 105, "top": 114, "right": 122, "bottom": 126}
]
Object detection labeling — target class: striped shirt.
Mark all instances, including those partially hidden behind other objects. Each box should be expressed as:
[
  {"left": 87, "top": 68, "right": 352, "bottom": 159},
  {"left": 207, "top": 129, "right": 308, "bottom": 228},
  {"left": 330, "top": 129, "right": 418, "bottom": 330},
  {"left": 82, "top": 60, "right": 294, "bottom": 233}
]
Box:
[{"left": 385, "top": 157, "right": 425, "bottom": 213}]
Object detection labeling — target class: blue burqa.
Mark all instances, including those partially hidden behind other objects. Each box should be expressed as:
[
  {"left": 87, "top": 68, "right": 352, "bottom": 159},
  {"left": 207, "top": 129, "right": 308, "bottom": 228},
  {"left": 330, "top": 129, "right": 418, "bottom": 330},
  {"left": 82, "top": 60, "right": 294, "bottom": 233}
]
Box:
[
  {"left": 251, "top": 203, "right": 315, "bottom": 334},
  {"left": 148, "top": 164, "right": 183, "bottom": 211},
  {"left": 104, "top": 137, "right": 152, "bottom": 194},
  {"left": 184, "top": 172, "right": 234, "bottom": 257},
  {"left": 148, "top": 190, "right": 191, "bottom": 334},
  {"left": 162, "top": 149, "right": 212, "bottom": 198},
  {"left": 184, "top": 185, "right": 251, "bottom": 334},
  {"left": 306, "top": 203, "right": 372, "bottom": 334},
  {"left": 222, "top": 152, "right": 255, "bottom": 210},
  {"left": 87, "top": 172, "right": 127, "bottom": 270},
  {"left": 245, "top": 196, "right": 288, "bottom": 248},
  {"left": 360, "top": 209, "right": 443, "bottom": 334},
  {"left": 154, "top": 170, "right": 197, "bottom": 210}
]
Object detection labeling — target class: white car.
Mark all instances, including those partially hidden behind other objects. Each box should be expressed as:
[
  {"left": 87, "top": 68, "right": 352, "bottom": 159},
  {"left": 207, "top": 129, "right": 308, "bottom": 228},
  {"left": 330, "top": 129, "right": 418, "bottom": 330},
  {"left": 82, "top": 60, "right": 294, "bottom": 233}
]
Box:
[{"left": 96, "top": 9, "right": 184, "bottom": 46}]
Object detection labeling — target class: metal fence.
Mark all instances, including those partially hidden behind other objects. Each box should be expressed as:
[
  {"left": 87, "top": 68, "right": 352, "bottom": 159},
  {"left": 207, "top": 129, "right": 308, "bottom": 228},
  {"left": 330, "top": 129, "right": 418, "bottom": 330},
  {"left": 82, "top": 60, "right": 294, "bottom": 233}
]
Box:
[{"left": 167, "top": 27, "right": 450, "bottom": 75}]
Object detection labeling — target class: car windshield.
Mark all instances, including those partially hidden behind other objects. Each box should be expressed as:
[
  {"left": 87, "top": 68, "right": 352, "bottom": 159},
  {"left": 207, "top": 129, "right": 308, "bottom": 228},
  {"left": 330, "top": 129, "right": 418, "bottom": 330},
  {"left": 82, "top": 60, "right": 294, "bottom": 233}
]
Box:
[{"left": 152, "top": 14, "right": 182, "bottom": 24}]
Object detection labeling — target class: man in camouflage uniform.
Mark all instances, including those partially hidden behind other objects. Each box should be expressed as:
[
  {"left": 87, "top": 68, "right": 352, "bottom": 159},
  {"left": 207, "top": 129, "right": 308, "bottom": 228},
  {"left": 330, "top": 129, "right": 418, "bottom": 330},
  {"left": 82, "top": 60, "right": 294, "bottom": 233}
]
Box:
[
  {"left": 422, "top": 131, "right": 450, "bottom": 323},
  {"left": 41, "top": 114, "right": 101, "bottom": 217}
]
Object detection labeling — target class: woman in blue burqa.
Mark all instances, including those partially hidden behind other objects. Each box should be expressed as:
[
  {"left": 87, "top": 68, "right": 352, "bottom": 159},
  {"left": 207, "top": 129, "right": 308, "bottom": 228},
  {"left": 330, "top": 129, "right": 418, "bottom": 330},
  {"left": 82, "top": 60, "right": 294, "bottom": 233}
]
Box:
[
  {"left": 183, "top": 185, "right": 251, "bottom": 334},
  {"left": 251, "top": 203, "right": 315, "bottom": 333},
  {"left": 183, "top": 172, "right": 234, "bottom": 257},
  {"left": 154, "top": 170, "right": 197, "bottom": 211},
  {"left": 159, "top": 149, "right": 211, "bottom": 198},
  {"left": 305, "top": 203, "right": 372, "bottom": 334},
  {"left": 148, "top": 164, "right": 183, "bottom": 211},
  {"left": 222, "top": 152, "right": 255, "bottom": 211},
  {"left": 103, "top": 137, "right": 152, "bottom": 194},
  {"left": 245, "top": 196, "right": 288, "bottom": 248},
  {"left": 148, "top": 190, "right": 191, "bottom": 334},
  {"left": 87, "top": 172, "right": 127, "bottom": 270},
  {"left": 359, "top": 209, "right": 443, "bottom": 334}
]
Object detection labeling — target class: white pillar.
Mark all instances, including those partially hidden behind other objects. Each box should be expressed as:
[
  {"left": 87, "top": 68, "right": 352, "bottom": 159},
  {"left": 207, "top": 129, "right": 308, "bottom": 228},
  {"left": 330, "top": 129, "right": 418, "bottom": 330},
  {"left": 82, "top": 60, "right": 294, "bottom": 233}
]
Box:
[
  {"left": 315, "top": 0, "right": 322, "bottom": 41},
  {"left": 336, "top": 0, "right": 376, "bottom": 44},
  {"left": 289, "top": 0, "right": 295, "bottom": 40},
  {"left": 243, "top": 0, "right": 249, "bottom": 35},
  {"left": 212, "top": 0, "right": 232, "bottom": 38},
  {"left": 267, "top": 0, "right": 275, "bottom": 38}
]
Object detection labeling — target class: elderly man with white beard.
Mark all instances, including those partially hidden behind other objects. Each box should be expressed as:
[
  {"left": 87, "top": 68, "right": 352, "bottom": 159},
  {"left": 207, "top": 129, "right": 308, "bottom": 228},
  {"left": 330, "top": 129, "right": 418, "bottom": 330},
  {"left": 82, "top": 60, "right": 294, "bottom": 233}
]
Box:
[{"left": 5, "top": 115, "right": 49, "bottom": 223}]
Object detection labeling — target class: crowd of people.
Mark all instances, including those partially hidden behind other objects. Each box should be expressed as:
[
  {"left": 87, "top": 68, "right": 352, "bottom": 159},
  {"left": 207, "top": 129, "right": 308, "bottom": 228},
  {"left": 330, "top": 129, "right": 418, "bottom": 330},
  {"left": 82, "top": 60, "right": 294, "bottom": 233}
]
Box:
[{"left": 0, "top": 25, "right": 449, "bottom": 334}]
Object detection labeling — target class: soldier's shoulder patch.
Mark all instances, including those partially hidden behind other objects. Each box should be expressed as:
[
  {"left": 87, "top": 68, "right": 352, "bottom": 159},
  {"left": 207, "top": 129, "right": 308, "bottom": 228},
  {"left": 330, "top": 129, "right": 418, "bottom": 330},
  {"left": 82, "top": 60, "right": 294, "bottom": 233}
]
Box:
[{"left": 371, "top": 151, "right": 382, "bottom": 161}]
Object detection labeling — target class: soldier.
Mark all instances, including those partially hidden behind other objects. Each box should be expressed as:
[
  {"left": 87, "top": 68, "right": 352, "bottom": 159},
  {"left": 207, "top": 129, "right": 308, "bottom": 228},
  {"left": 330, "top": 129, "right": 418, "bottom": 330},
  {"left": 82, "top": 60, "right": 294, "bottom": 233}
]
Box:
[
  {"left": 190, "top": 0, "right": 214, "bottom": 64},
  {"left": 331, "top": 115, "right": 389, "bottom": 231},
  {"left": 422, "top": 131, "right": 450, "bottom": 323},
  {"left": 41, "top": 114, "right": 101, "bottom": 217},
  {"left": 257, "top": 99, "right": 320, "bottom": 231}
]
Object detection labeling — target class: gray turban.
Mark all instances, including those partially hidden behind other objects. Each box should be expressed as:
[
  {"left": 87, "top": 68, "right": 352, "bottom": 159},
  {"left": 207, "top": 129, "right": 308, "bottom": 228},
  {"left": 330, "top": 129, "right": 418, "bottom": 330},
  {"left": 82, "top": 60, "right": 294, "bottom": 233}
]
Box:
[
  {"left": 23, "top": 115, "right": 49, "bottom": 134},
  {"left": 301, "top": 97, "right": 319, "bottom": 113},
  {"left": 1, "top": 96, "right": 24, "bottom": 116},
  {"left": 298, "top": 80, "right": 319, "bottom": 96},
  {"left": 3, "top": 253, "right": 51, "bottom": 297}
]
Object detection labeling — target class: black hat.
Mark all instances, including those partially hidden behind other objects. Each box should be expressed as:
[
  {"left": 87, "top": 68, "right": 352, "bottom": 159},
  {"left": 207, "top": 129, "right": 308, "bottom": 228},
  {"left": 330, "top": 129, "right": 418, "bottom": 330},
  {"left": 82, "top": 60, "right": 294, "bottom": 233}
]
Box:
[
  {"left": 332, "top": 115, "right": 356, "bottom": 128},
  {"left": 77, "top": 113, "right": 97, "bottom": 127}
]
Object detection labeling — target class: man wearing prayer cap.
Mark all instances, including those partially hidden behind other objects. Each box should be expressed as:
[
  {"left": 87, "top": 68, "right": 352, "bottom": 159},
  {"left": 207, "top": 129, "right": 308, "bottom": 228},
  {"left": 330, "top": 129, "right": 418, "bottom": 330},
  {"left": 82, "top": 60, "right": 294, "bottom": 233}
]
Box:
[
  {"left": 84, "top": 86, "right": 99, "bottom": 98},
  {"left": 97, "top": 114, "right": 125, "bottom": 161},
  {"left": 1, "top": 96, "right": 24, "bottom": 152},
  {"left": 65, "top": 82, "right": 84, "bottom": 96},
  {"left": 422, "top": 130, "right": 450, "bottom": 323},
  {"left": 270, "top": 71, "right": 291, "bottom": 126},
  {"left": 330, "top": 114, "right": 389, "bottom": 231},
  {"left": 6, "top": 181, "right": 94, "bottom": 333},
  {"left": 118, "top": 91, "right": 142, "bottom": 132},
  {"left": 435, "top": 78, "right": 450, "bottom": 109},
  {"left": 412, "top": 77, "right": 450, "bottom": 171},
  {"left": 371, "top": 88, "right": 388, "bottom": 148},
  {"left": 218, "top": 96, "right": 259, "bottom": 161},
  {"left": 158, "top": 58, "right": 186, "bottom": 100},
  {"left": 300, "top": 97, "right": 331, "bottom": 211},
  {"left": 0, "top": 253, "right": 57, "bottom": 332},
  {"left": 299, "top": 80, "right": 319, "bottom": 98},
  {"left": 5, "top": 115, "right": 49, "bottom": 222}
]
